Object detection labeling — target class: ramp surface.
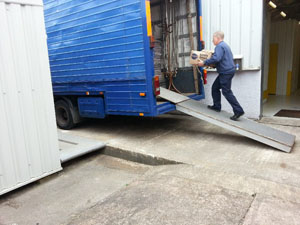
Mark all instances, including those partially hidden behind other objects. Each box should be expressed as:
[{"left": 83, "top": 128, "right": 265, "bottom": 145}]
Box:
[
  {"left": 58, "top": 131, "right": 106, "bottom": 162},
  {"left": 159, "top": 88, "right": 295, "bottom": 152}
]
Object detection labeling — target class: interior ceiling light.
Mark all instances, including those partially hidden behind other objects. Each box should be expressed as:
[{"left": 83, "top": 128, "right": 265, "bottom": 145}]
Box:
[
  {"left": 268, "top": 1, "right": 277, "bottom": 8},
  {"left": 280, "top": 11, "right": 287, "bottom": 17}
]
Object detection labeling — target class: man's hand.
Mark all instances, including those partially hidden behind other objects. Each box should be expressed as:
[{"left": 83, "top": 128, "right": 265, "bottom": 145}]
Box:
[{"left": 198, "top": 61, "right": 204, "bottom": 67}]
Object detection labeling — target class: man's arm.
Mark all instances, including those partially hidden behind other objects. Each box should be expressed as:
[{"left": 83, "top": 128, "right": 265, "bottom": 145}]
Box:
[{"left": 204, "top": 45, "right": 224, "bottom": 65}]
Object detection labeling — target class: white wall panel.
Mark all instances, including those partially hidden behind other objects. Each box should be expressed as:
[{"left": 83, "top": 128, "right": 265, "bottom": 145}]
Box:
[
  {"left": 202, "top": 0, "right": 263, "bottom": 69},
  {"left": 0, "top": 0, "right": 42, "bottom": 6},
  {"left": 202, "top": 71, "right": 261, "bottom": 119},
  {"left": 0, "top": 1, "right": 61, "bottom": 195}
]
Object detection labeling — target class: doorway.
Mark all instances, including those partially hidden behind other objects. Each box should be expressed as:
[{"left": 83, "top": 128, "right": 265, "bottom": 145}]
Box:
[{"left": 262, "top": 0, "right": 300, "bottom": 118}]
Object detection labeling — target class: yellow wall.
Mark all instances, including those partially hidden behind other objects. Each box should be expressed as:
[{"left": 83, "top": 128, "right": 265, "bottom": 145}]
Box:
[
  {"left": 263, "top": 90, "right": 268, "bottom": 100},
  {"left": 286, "top": 71, "right": 292, "bottom": 96},
  {"left": 267, "top": 43, "right": 278, "bottom": 95}
]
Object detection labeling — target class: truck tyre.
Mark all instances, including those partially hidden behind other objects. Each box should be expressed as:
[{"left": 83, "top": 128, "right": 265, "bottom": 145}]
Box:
[{"left": 55, "top": 100, "right": 75, "bottom": 130}]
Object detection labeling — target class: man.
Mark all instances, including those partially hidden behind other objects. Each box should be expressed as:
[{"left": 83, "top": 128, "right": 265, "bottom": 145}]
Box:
[{"left": 199, "top": 31, "right": 244, "bottom": 121}]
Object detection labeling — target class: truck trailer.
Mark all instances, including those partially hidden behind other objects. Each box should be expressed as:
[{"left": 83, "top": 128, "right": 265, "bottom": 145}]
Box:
[
  {"left": 43, "top": 0, "right": 205, "bottom": 129},
  {"left": 43, "top": 0, "right": 297, "bottom": 153}
]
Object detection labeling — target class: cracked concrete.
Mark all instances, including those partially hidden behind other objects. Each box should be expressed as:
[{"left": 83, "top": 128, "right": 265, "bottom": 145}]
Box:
[{"left": 243, "top": 194, "right": 300, "bottom": 225}]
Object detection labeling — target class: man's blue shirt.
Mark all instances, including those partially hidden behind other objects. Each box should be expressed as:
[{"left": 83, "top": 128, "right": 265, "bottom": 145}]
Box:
[{"left": 204, "top": 41, "right": 236, "bottom": 74}]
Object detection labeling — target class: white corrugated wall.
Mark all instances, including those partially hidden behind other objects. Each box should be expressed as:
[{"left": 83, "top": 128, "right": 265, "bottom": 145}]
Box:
[
  {"left": 201, "top": 0, "right": 263, "bottom": 119},
  {"left": 0, "top": 0, "right": 61, "bottom": 195},
  {"left": 202, "top": 0, "right": 263, "bottom": 69}
]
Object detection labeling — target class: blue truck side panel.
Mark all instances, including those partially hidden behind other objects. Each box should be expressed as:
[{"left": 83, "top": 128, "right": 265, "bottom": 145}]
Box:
[
  {"left": 78, "top": 97, "right": 105, "bottom": 118},
  {"left": 44, "top": 0, "right": 157, "bottom": 116},
  {"left": 43, "top": 0, "right": 204, "bottom": 118}
]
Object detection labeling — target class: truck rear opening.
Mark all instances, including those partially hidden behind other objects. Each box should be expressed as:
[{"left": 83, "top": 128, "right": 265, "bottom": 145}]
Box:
[{"left": 150, "top": 0, "right": 205, "bottom": 95}]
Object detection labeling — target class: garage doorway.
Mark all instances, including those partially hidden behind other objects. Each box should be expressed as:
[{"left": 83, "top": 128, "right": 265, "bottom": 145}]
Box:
[{"left": 262, "top": 0, "right": 300, "bottom": 118}]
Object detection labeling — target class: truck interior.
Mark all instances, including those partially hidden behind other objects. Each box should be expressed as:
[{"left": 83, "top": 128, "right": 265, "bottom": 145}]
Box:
[
  {"left": 150, "top": 0, "right": 203, "bottom": 98},
  {"left": 262, "top": 0, "right": 300, "bottom": 119}
]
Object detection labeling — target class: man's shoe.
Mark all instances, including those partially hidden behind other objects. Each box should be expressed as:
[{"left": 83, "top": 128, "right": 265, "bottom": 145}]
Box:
[
  {"left": 230, "top": 112, "right": 245, "bottom": 121},
  {"left": 207, "top": 105, "right": 221, "bottom": 112}
]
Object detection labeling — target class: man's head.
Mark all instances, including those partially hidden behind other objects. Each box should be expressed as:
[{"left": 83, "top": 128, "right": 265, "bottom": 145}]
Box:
[{"left": 213, "top": 31, "right": 224, "bottom": 46}]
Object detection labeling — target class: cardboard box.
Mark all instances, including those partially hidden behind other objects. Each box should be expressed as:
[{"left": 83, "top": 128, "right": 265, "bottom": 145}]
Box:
[{"left": 190, "top": 50, "right": 214, "bottom": 65}]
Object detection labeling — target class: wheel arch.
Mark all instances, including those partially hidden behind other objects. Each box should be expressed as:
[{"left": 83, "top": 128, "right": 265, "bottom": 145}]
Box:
[{"left": 54, "top": 96, "right": 81, "bottom": 124}]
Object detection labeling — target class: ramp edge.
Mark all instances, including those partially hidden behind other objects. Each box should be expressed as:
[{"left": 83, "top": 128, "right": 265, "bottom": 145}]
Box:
[{"left": 176, "top": 105, "right": 293, "bottom": 153}]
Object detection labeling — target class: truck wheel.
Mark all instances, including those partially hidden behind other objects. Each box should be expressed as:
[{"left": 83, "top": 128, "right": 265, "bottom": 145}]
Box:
[{"left": 55, "top": 100, "right": 75, "bottom": 130}]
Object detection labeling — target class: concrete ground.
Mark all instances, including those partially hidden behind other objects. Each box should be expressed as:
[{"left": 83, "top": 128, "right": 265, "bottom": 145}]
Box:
[
  {"left": 67, "top": 114, "right": 300, "bottom": 223},
  {"left": 67, "top": 114, "right": 300, "bottom": 189},
  {"left": 1, "top": 114, "right": 300, "bottom": 224},
  {"left": 67, "top": 164, "right": 300, "bottom": 225},
  {"left": 0, "top": 154, "right": 150, "bottom": 225}
]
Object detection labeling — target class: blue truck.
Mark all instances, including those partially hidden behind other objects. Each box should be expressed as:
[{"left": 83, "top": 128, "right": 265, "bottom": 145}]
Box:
[{"left": 43, "top": 0, "right": 205, "bottom": 129}]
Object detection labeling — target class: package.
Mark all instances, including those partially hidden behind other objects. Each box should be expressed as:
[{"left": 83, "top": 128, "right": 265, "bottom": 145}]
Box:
[{"left": 190, "top": 50, "right": 214, "bottom": 65}]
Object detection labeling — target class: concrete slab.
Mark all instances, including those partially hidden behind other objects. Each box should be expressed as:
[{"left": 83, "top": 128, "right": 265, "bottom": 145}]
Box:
[
  {"left": 67, "top": 171, "right": 254, "bottom": 225},
  {"left": 65, "top": 164, "right": 300, "bottom": 225},
  {"left": 67, "top": 114, "right": 300, "bottom": 189},
  {"left": 243, "top": 194, "right": 300, "bottom": 225},
  {"left": 0, "top": 155, "right": 150, "bottom": 225},
  {"left": 140, "top": 164, "right": 300, "bottom": 205}
]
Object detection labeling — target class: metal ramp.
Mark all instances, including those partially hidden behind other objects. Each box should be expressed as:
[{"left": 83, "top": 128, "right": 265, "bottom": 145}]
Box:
[
  {"left": 159, "top": 88, "right": 296, "bottom": 153},
  {"left": 58, "top": 131, "right": 106, "bottom": 163}
]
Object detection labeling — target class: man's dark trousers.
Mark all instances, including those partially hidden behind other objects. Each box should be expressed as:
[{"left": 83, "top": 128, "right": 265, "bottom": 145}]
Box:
[{"left": 212, "top": 73, "right": 244, "bottom": 115}]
